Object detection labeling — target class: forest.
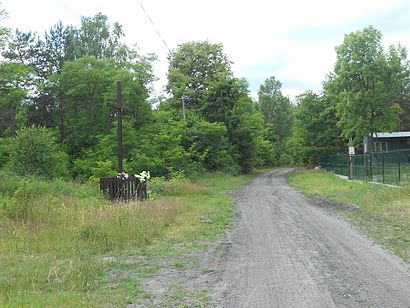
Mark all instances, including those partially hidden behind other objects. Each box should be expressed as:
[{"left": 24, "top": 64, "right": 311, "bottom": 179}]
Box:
[{"left": 1, "top": 10, "right": 410, "bottom": 181}]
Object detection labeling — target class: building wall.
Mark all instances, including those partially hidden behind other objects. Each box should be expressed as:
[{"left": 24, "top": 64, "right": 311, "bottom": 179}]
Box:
[{"left": 373, "top": 137, "right": 410, "bottom": 152}]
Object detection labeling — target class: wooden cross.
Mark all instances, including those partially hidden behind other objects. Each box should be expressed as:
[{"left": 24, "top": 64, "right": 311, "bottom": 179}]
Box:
[{"left": 107, "top": 80, "right": 133, "bottom": 174}]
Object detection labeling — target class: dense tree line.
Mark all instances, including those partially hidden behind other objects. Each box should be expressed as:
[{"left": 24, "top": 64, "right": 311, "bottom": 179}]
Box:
[
  {"left": 0, "top": 12, "right": 279, "bottom": 179},
  {"left": 0, "top": 6, "right": 409, "bottom": 179}
]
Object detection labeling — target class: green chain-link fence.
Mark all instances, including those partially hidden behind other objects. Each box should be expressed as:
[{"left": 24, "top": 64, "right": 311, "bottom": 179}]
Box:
[{"left": 320, "top": 149, "right": 410, "bottom": 185}]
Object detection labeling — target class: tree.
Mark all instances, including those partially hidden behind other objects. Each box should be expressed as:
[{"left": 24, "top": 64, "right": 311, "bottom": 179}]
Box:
[
  {"left": 202, "top": 77, "right": 247, "bottom": 124},
  {"left": 7, "top": 126, "right": 68, "bottom": 178},
  {"left": 184, "top": 120, "right": 236, "bottom": 172},
  {"left": 55, "top": 53, "right": 155, "bottom": 159},
  {"left": 74, "top": 12, "right": 124, "bottom": 59},
  {"left": 293, "top": 91, "right": 344, "bottom": 165},
  {"left": 3, "top": 30, "right": 41, "bottom": 68},
  {"left": 56, "top": 56, "right": 117, "bottom": 156},
  {"left": 166, "top": 41, "right": 232, "bottom": 113},
  {"left": 258, "top": 76, "right": 293, "bottom": 158},
  {"left": 72, "top": 119, "right": 139, "bottom": 180},
  {"left": 0, "top": 62, "right": 31, "bottom": 137},
  {"left": 0, "top": 2, "right": 9, "bottom": 50},
  {"left": 228, "top": 97, "right": 264, "bottom": 173},
  {"left": 325, "top": 26, "right": 409, "bottom": 146},
  {"left": 128, "top": 110, "right": 196, "bottom": 177}
]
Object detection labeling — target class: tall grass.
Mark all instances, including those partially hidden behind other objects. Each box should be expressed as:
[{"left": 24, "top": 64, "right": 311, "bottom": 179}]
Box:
[
  {"left": 288, "top": 170, "right": 410, "bottom": 260},
  {"left": 0, "top": 169, "right": 260, "bottom": 306}
]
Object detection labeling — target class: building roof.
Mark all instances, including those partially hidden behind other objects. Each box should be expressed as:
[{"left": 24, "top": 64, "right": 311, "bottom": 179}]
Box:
[{"left": 373, "top": 131, "right": 410, "bottom": 138}]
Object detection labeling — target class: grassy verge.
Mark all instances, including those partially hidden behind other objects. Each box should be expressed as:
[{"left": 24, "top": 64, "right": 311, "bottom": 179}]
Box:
[
  {"left": 0, "top": 170, "right": 262, "bottom": 307},
  {"left": 287, "top": 170, "right": 410, "bottom": 261}
]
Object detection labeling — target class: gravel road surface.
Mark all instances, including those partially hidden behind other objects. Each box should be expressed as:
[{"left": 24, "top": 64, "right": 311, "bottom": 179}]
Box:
[{"left": 218, "top": 168, "right": 410, "bottom": 307}]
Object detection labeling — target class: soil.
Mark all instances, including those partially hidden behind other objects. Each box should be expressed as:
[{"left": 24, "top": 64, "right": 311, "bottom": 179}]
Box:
[{"left": 129, "top": 168, "right": 410, "bottom": 307}]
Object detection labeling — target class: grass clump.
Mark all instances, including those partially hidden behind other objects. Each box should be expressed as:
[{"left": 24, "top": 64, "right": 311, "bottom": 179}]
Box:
[{"left": 288, "top": 170, "right": 410, "bottom": 260}]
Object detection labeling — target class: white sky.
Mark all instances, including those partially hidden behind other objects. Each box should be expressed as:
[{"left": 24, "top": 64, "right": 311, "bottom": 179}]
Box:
[{"left": 2, "top": 0, "right": 410, "bottom": 101}]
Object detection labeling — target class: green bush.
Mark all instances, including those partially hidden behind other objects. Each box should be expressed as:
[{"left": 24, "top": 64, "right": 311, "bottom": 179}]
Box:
[
  {"left": 7, "top": 126, "right": 69, "bottom": 179},
  {"left": 255, "top": 138, "right": 277, "bottom": 167},
  {"left": 214, "top": 150, "right": 240, "bottom": 175},
  {"left": 0, "top": 174, "right": 101, "bottom": 220},
  {"left": 185, "top": 121, "right": 235, "bottom": 172},
  {"left": 0, "top": 138, "right": 11, "bottom": 169},
  {"left": 279, "top": 153, "right": 294, "bottom": 166}
]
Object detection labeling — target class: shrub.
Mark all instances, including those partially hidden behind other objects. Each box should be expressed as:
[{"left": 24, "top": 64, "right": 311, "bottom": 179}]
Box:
[
  {"left": 279, "top": 153, "right": 294, "bottom": 166},
  {"left": 214, "top": 150, "right": 240, "bottom": 175},
  {"left": 7, "top": 126, "right": 69, "bottom": 179},
  {"left": 0, "top": 138, "right": 11, "bottom": 169},
  {"left": 255, "top": 138, "right": 277, "bottom": 167}
]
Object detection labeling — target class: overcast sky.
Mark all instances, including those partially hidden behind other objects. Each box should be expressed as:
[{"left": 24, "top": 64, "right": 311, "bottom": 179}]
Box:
[{"left": 2, "top": 0, "right": 410, "bottom": 100}]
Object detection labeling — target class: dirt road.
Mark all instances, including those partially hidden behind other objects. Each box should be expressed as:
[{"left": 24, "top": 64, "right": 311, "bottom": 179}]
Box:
[{"left": 217, "top": 169, "right": 410, "bottom": 307}]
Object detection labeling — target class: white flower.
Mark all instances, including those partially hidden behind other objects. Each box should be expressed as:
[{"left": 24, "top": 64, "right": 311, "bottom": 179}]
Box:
[
  {"left": 118, "top": 172, "right": 129, "bottom": 180},
  {"left": 134, "top": 170, "right": 150, "bottom": 183}
]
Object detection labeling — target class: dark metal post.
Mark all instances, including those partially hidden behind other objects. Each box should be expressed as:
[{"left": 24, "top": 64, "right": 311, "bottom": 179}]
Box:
[
  {"left": 117, "top": 80, "right": 123, "bottom": 174},
  {"left": 398, "top": 151, "right": 401, "bottom": 185}
]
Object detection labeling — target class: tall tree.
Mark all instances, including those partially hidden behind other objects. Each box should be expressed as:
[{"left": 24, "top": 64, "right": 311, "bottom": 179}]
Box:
[
  {"left": 0, "top": 62, "right": 31, "bottom": 137},
  {"left": 74, "top": 12, "right": 124, "bottom": 59},
  {"left": 228, "top": 96, "right": 264, "bottom": 172},
  {"left": 258, "top": 76, "right": 293, "bottom": 157},
  {"left": 293, "top": 91, "right": 344, "bottom": 165},
  {"left": 202, "top": 77, "right": 247, "bottom": 124},
  {"left": 166, "top": 41, "right": 232, "bottom": 113},
  {"left": 325, "top": 26, "right": 409, "bottom": 146},
  {"left": 56, "top": 56, "right": 118, "bottom": 156},
  {"left": 56, "top": 53, "right": 155, "bottom": 157},
  {"left": 0, "top": 2, "right": 9, "bottom": 50},
  {"left": 3, "top": 30, "right": 41, "bottom": 67}
]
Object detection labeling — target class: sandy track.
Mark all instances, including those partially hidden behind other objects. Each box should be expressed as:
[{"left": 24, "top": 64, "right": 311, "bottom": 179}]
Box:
[{"left": 217, "top": 169, "right": 410, "bottom": 307}]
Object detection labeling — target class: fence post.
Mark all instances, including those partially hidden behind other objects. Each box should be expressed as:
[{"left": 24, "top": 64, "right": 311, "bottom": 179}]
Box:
[
  {"left": 369, "top": 153, "right": 373, "bottom": 181},
  {"left": 398, "top": 151, "right": 401, "bottom": 185},
  {"left": 382, "top": 153, "right": 385, "bottom": 184}
]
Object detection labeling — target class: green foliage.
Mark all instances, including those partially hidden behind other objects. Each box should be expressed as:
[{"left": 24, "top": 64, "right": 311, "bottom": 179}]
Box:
[
  {"left": 56, "top": 56, "right": 116, "bottom": 156},
  {"left": 54, "top": 53, "right": 155, "bottom": 159},
  {"left": 229, "top": 98, "right": 264, "bottom": 172},
  {"left": 167, "top": 41, "right": 232, "bottom": 111},
  {"left": 0, "top": 171, "right": 99, "bottom": 220},
  {"left": 293, "top": 91, "right": 344, "bottom": 165},
  {"left": 0, "top": 61, "right": 31, "bottom": 137},
  {"left": 185, "top": 120, "right": 238, "bottom": 173},
  {"left": 128, "top": 111, "right": 198, "bottom": 177},
  {"left": 7, "top": 126, "right": 68, "bottom": 178},
  {"left": 72, "top": 119, "right": 137, "bottom": 180},
  {"left": 75, "top": 12, "right": 124, "bottom": 59},
  {"left": 202, "top": 77, "right": 245, "bottom": 124},
  {"left": 255, "top": 138, "right": 276, "bottom": 167},
  {"left": 0, "top": 137, "right": 11, "bottom": 168},
  {"left": 0, "top": 3, "right": 9, "bottom": 50},
  {"left": 325, "top": 26, "right": 409, "bottom": 145},
  {"left": 258, "top": 76, "right": 293, "bottom": 156}
]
